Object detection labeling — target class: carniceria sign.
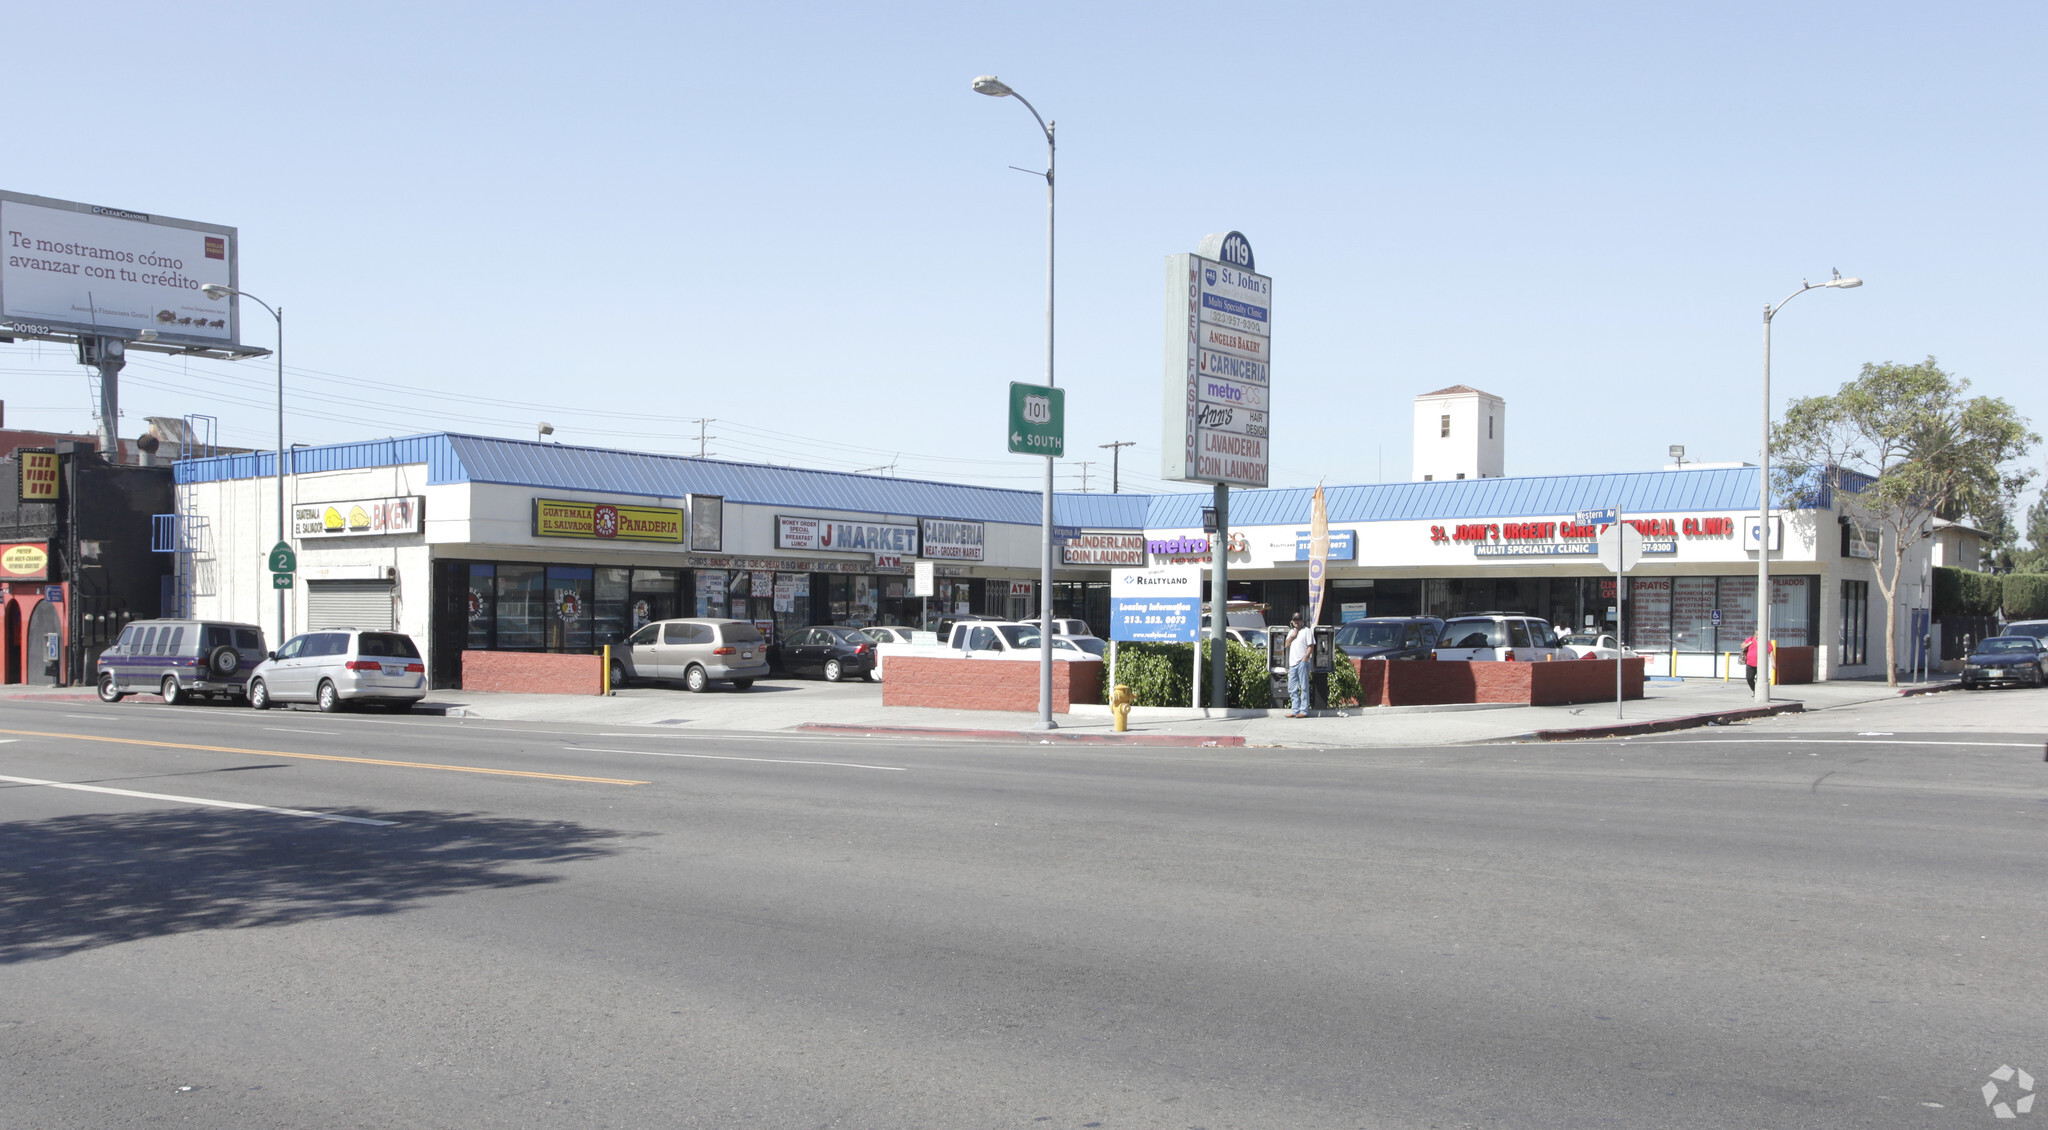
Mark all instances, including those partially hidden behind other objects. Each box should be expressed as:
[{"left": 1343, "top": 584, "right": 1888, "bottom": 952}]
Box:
[
  {"left": 1162, "top": 231, "right": 1270, "bottom": 487},
  {"left": 919, "top": 518, "right": 985, "bottom": 561}
]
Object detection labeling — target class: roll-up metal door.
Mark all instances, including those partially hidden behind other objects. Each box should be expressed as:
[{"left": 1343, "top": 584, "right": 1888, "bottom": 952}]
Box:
[{"left": 307, "top": 580, "right": 395, "bottom": 630}]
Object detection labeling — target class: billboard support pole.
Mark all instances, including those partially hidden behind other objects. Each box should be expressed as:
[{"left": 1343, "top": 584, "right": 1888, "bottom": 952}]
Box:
[
  {"left": 1211, "top": 483, "right": 1229, "bottom": 710},
  {"left": 86, "top": 337, "right": 124, "bottom": 459}
]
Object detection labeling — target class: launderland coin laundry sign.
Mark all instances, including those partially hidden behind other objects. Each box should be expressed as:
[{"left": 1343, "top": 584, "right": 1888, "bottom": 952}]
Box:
[{"left": 1163, "top": 231, "right": 1270, "bottom": 488}]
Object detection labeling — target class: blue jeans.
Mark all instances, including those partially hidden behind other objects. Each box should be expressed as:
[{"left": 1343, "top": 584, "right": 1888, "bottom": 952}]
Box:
[{"left": 1288, "top": 658, "right": 1313, "bottom": 713}]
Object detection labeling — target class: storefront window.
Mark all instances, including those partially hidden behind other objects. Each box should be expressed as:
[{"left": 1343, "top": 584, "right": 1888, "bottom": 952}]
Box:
[
  {"left": 772, "top": 572, "right": 810, "bottom": 642},
  {"left": 546, "top": 566, "right": 593, "bottom": 653},
  {"left": 496, "top": 564, "right": 545, "bottom": 649},
  {"left": 1717, "top": 578, "right": 1758, "bottom": 647},
  {"left": 594, "top": 567, "right": 630, "bottom": 646},
  {"left": 631, "top": 568, "right": 678, "bottom": 628},
  {"left": 830, "top": 575, "right": 854, "bottom": 622},
  {"left": 694, "top": 569, "right": 727, "bottom": 618},
  {"left": 1670, "top": 576, "right": 1717, "bottom": 652},
  {"left": 1770, "top": 575, "right": 1812, "bottom": 646},
  {"left": 1841, "top": 580, "right": 1869, "bottom": 666},
  {"left": 466, "top": 564, "right": 495, "bottom": 649},
  {"left": 1629, "top": 577, "right": 1672, "bottom": 650}
]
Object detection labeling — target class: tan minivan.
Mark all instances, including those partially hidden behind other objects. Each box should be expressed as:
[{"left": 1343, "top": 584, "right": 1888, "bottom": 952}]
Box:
[{"left": 610, "top": 618, "right": 769, "bottom": 692}]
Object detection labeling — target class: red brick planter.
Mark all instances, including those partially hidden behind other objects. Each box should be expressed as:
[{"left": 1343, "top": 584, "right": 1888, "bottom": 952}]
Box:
[
  {"left": 461, "top": 650, "right": 604, "bottom": 695},
  {"left": 1353, "top": 657, "right": 1645, "bottom": 707},
  {"left": 881, "top": 656, "right": 1103, "bottom": 713}
]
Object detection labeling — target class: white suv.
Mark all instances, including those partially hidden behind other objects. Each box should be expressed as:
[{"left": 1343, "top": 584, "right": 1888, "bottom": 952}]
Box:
[{"left": 1433, "top": 614, "right": 1569, "bottom": 662}]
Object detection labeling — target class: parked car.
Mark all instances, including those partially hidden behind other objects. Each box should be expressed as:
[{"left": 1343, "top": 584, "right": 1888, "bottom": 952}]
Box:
[
  {"left": 1561, "top": 632, "right": 1636, "bottom": 660},
  {"left": 246, "top": 628, "right": 426, "bottom": 712},
  {"left": 1225, "top": 627, "right": 1270, "bottom": 651},
  {"left": 1961, "top": 635, "right": 2047, "bottom": 689},
  {"left": 859, "top": 626, "right": 936, "bottom": 646},
  {"left": 1433, "top": 613, "right": 1569, "bottom": 662},
  {"left": 779, "top": 625, "right": 878, "bottom": 682},
  {"left": 2001, "top": 619, "right": 2048, "bottom": 643},
  {"left": 933, "top": 612, "right": 1006, "bottom": 640},
  {"left": 611, "top": 618, "right": 770, "bottom": 692},
  {"left": 1333, "top": 616, "right": 1445, "bottom": 660},
  {"left": 96, "top": 618, "right": 267, "bottom": 705},
  {"left": 1047, "top": 618, "right": 1092, "bottom": 637},
  {"left": 1055, "top": 635, "right": 1107, "bottom": 657}
]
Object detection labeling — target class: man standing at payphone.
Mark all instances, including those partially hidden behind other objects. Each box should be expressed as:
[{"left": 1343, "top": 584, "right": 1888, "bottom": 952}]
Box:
[{"left": 1285, "top": 612, "right": 1313, "bottom": 717}]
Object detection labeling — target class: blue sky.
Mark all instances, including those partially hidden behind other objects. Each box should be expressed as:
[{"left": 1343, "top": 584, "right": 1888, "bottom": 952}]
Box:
[{"left": 4, "top": 2, "right": 2041, "bottom": 514}]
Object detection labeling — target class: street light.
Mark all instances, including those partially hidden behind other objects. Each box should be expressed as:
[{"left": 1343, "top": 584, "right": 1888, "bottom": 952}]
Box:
[
  {"left": 200, "top": 282, "right": 287, "bottom": 648},
  {"left": 1756, "top": 269, "right": 1861, "bottom": 703},
  {"left": 973, "top": 73, "right": 1059, "bottom": 731}
]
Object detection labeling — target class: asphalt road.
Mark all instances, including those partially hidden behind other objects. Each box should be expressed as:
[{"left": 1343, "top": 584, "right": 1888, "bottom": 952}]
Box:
[{"left": 2, "top": 691, "right": 2043, "bottom": 1128}]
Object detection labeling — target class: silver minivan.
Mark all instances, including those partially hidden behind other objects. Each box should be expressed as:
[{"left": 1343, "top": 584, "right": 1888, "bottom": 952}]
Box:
[
  {"left": 610, "top": 618, "right": 769, "bottom": 692},
  {"left": 246, "top": 628, "right": 427, "bottom": 712},
  {"left": 96, "top": 619, "right": 268, "bottom": 705}
]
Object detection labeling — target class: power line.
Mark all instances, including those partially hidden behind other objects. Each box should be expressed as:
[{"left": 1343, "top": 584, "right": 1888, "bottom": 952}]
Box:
[{"left": 1098, "top": 440, "right": 1135, "bottom": 493}]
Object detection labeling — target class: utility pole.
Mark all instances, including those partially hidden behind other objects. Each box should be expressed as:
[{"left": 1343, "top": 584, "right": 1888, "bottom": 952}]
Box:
[
  {"left": 689, "top": 418, "right": 716, "bottom": 458},
  {"left": 1076, "top": 461, "right": 1094, "bottom": 493},
  {"left": 1099, "top": 440, "right": 1135, "bottom": 493}
]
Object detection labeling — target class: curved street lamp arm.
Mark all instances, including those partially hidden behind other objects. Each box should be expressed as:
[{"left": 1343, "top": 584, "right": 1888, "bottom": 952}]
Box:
[
  {"left": 1764, "top": 281, "right": 1817, "bottom": 323},
  {"left": 1005, "top": 91, "right": 1053, "bottom": 149}
]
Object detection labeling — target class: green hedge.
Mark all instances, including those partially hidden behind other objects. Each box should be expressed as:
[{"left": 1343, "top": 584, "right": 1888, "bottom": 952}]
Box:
[
  {"left": 1932, "top": 566, "right": 2002, "bottom": 616},
  {"left": 2005, "top": 574, "right": 2048, "bottom": 620},
  {"left": 1107, "top": 641, "right": 1363, "bottom": 709}
]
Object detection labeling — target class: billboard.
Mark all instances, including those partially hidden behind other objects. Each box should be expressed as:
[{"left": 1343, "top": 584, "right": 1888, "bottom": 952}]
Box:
[
  {"left": 1163, "top": 242, "right": 1270, "bottom": 487},
  {"left": 1, "top": 190, "right": 241, "bottom": 350}
]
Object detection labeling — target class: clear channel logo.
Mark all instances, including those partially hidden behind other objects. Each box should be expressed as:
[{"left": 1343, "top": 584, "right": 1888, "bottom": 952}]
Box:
[{"left": 1985, "top": 1065, "right": 2036, "bottom": 1119}]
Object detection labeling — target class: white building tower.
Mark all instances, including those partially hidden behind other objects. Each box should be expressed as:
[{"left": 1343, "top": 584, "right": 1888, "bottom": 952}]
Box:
[{"left": 1412, "top": 385, "right": 1505, "bottom": 482}]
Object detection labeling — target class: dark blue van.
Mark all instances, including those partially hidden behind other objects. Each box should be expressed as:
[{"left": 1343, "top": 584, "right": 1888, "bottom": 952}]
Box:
[{"left": 96, "top": 619, "right": 268, "bottom": 705}]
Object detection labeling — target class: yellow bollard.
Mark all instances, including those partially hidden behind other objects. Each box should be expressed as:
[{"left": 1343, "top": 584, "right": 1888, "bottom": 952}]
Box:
[
  {"left": 1110, "top": 684, "right": 1136, "bottom": 732},
  {"left": 1769, "top": 638, "right": 1779, "bottom": 685},
  {"left": 602, "top": 644, "right": 612, "bottom": 695}
]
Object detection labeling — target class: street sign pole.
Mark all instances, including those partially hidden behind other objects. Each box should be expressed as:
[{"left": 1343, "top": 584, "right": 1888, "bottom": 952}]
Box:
[
  {"left": 1009, "top": 382, "right": 1064, "bottom": 729},
  {"left": 1596, "top": 512, "right": 1644, "bottom": 720}
]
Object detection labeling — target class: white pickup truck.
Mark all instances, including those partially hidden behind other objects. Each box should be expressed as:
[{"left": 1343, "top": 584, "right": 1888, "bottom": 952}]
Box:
[{"left": 872, "top": 620, "right": 1096, "bottom": 680}]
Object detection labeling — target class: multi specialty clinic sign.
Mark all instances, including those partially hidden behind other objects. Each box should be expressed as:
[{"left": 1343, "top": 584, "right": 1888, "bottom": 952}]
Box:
[
  {"left": 1, "top": 190, "right": 242, "bottom": 350},
  {"left": 1162, "top": 232, "right": 1270, "bottom": 488},
  {"left": 1110, "top": 564, "right": 1201, "bottom": 642}
]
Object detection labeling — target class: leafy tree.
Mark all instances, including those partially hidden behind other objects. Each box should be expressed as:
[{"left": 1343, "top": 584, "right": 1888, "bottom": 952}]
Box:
[
  {"left": 2017, "top": 493, "right": 2048, "bottom": 574},
  {"left": 1774, "top": 358, "right": 2037, "bottom": 685}
]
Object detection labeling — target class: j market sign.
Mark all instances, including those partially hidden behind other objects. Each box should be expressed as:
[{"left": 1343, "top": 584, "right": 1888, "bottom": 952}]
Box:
[{"left": 777, "top": 516, "right": 919, "bottom": 555}]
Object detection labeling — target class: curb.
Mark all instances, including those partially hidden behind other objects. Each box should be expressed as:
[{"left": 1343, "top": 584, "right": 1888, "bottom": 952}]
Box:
[
  {"left": 1896, "top": 681, "right": 1962, "bottom": 697},
  {"left": 794, "top": 722, "right": 1246, "bottom": 747},
  {"left": 1499, "top": 701, "right": 1807, "bottom": 742}
]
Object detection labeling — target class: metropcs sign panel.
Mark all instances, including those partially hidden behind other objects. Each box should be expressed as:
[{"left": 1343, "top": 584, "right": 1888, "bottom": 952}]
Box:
[{"left": 1163, "top": 232, "right": 1270, "bottom": 488}]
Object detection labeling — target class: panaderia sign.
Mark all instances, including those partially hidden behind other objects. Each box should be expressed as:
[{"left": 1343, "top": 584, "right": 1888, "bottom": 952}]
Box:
[{"left": 533, "top": 498, "right": 684, "bottom": 542}]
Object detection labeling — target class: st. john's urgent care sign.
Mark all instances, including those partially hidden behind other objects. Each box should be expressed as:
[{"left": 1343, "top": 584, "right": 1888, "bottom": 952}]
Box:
[{"left": 1427, "top": 515, "right": 1738, "bottom": 545}]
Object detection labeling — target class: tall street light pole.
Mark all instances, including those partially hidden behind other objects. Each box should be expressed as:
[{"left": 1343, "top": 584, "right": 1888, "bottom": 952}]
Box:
[
  {"left": 1756, "top": 269, "right": 1860, "bottom": 703},
  {"left": 974, "top": 73, "right": 1059, "bottom": 730},
  {"left": 201, "top": 283, "right": 286, "bottom": 648}
]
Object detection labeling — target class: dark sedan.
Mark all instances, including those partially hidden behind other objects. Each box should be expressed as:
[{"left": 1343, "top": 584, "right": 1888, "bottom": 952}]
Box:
[
  {"left": 777, "top": 626, "right": 878, "bottom": 682},
  {"left": 1961, "top": 635, "right": 2046, "bottom": 689},
  {"left": 1332, "top": 616, "right": 1445, "bottom": 660}
]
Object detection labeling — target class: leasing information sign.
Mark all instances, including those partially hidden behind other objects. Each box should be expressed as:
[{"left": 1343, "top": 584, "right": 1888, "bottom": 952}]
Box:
[
  {"left": 1, "top": 190, "right": 242, "bottom": 350},
  {"left": 1162, "top": 231, "right": 1270, "bottom": 487},
  {"left": 1109, "top": 565, "right": 1201, "bottom": 642}
]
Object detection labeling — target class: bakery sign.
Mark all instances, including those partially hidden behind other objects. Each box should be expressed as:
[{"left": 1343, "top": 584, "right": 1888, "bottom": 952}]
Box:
[
  {"left": 294, "top": 496, "right": 425, "bottom": 538},
  {"left": 532, "top": 498, "right": 683, "bottom": 542}
]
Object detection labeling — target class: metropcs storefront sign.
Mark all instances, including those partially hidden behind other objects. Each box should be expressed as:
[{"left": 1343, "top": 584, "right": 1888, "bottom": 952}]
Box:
[{"left": 1427, "top": 515, "right": 1739, "bottom": 558}]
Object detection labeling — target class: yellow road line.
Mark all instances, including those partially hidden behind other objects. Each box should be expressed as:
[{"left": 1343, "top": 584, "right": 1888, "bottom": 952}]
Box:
[{"left": 0, "top": 727, "right": 648, "bottom": 786}]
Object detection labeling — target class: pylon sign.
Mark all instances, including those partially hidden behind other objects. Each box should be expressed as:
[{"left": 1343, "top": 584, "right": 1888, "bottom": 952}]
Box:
[{"left": 1162, "top": 231, "right": 1270, "bottom": 487}]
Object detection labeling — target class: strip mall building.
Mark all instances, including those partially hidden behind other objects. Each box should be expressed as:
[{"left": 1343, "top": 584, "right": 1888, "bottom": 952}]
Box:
[{"left": 175, "top": 389, "right": 1958, "bottom": 688}]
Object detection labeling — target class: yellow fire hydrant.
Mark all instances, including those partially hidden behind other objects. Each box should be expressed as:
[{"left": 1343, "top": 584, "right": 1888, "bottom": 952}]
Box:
[{"left": 1110, "top": 684, "right": 1136, "bottom": 732}]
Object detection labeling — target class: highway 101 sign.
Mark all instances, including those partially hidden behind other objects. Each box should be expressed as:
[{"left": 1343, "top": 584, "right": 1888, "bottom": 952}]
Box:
[
  {"left": 1008, "top": 382, "right": 1064, "bottom": 457},
  {"left": 1162, "top": 231, "right": 1270, "bottom": 487}
]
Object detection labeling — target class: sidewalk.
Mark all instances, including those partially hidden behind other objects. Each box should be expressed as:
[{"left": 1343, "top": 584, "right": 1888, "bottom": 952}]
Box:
[{"left": 1, "top": 675, "right": 1958, "bottom": 748}]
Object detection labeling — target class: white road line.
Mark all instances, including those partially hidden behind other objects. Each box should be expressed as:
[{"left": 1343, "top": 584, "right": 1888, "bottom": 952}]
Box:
[
  {"left": 1622, "top": 738, "right": 2040, "bottom": 749},
  {"left": 568, "top": 746, "right": 906, "bottom": 771},
  {"left": 267, "top": 728, "right": 341, "bottom": 735},
  {"left": 0, "top": 774, "right": 396, "bottom": 825}
]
